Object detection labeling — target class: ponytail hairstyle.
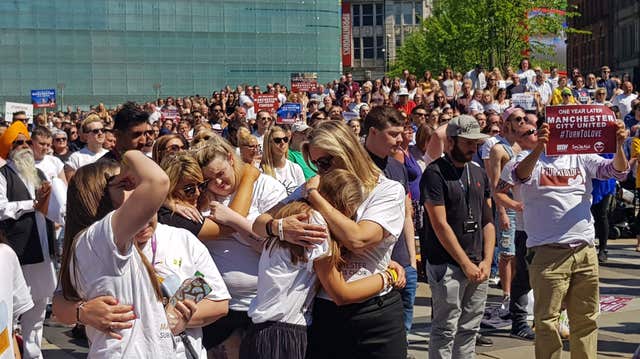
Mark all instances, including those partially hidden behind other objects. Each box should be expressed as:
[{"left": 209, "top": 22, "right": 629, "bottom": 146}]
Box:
[{"left": 59, "top": 160, "right": 163, "bottom": 302}]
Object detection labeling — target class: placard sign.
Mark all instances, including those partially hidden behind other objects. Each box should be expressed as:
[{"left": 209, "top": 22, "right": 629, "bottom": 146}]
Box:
[
  {"left": 5, "top": 102, "right": 34, "bottom": 124},
  {"left": 31, "top": 89, "right": 56, "bottom": 109},
  {"left": 291, "top": 73, "right": 318, "bottom": 93},
  {"left": 511, "top": 93, "right": 536, "bottom": 111},
  {"left": 545, "top": 105, "right": 617, "bottom": 156},
  {"left": 253, "top": 94, "right": 280, "bottom": 113},
  {"left": 276, "top": 103, "right": 301, "bottom": 124}
]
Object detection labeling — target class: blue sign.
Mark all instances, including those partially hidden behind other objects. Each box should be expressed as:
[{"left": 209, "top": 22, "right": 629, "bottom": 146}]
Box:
[
  {"left": 277, "top": 103, "right": 302, "bottom": 124},
  {"left": 31, "top": 89, "right": 56, "bottom": 108}
]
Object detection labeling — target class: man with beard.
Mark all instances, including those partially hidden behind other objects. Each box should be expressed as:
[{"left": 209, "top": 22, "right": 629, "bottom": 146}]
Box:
[
  {"left": 420, "top": 115, "right": 495, "bottom": 359},
  {"left": 0, "top": 121, "right": 56, "bottom": 359},
  {"left": 101, "top": 101, "right": 154, "bottom": 162}
]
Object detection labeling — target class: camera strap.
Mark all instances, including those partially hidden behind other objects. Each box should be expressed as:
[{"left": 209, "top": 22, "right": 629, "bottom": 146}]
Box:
[{"left": 458, "top": 163, "right": 472, "bottom": 218}]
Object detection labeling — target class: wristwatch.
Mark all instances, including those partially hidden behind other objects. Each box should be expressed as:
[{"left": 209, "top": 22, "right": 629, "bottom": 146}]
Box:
[{"left": 304, "top": 186, "right": 318, "bottom": 200}]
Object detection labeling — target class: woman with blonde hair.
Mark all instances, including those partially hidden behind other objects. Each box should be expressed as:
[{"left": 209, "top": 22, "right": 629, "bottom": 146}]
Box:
[
  {"left": 241, "top": 169, "right": 399, "bottom": 359},
  {"left": 253, "top": 120, "right": 407, "bottom": 358},
  {"left": 237, "top": 127, "right": 262, "bottom": 167},
  {"left": 261, "top": 126, "right": 305, "bottom": 194},
  {"left": 57, "top": 151, "right": 197, "bottom": 358},
  {"left": 190, "top": 138, "right": 288, "bottom": 356}
]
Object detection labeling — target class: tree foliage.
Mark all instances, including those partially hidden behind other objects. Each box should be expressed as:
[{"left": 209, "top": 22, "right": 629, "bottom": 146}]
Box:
[{"left": 391, "top": 0, "right": 580, "bottom": 76}]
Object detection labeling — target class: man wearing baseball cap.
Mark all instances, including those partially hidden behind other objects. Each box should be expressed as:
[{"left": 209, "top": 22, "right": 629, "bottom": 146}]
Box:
[{"left": 420, "top": 115, "right": 495, "bottom": 359}]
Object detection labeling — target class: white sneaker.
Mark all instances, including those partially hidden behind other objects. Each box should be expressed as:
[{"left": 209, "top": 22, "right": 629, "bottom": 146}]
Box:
[{"left": 488, "top": 275, "right": 500, "bottom": 285}]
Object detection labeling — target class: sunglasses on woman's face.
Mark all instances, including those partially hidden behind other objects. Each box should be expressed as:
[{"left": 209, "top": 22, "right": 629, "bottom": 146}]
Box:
[
  {"left": 182, "top": 179, "right": 210, "bottom": 196},
  {"left": 273, "top": 136, "right": 289, "bottom": 144},
  {"left": 311, "top": 155, "right": 334, "bottom": 173}
]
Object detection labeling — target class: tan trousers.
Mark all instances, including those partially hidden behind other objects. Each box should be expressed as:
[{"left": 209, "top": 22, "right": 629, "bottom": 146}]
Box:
[{"left": 528, "top": 244, "right": 599, "bottom": 359}]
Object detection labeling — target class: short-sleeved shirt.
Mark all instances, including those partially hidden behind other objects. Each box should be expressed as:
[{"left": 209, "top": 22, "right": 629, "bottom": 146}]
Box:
[
  {"left": 368, "top": 151, "right": 411, "bottom": 267},
  {"left": 207, "top": 174, "right": 287, "bottom": 311},
  {"left": 141, "top": 223, "right": 230, "bottom": 359},
  {"left": 288, "top": 150, "right": 317, "bottom": 180},
  {"left": 71, "top": 211, "right": 175, "bottom": 358},
  {"left": 0, "top": 244, "right": 34, "bottom": 359},
  {"left": 420, "top": 155, "right": 492, "bottom": 266},
  {"left": 65, "top": 147, "right": 108, "bottom": 171},
  {"left": 249, "top": 211, "right": 330, "bottom": 326},
  {"left": 317, "top": 175, "right": 405, "bottom": 300},
  {"left": 35, "top": 155, "right": 64, "bottom": 181}
]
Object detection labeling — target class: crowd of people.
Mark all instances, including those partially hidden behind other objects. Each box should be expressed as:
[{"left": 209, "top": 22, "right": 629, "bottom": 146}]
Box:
[{"left": 1, "top": 58, "right": 639, "bottom": 359}]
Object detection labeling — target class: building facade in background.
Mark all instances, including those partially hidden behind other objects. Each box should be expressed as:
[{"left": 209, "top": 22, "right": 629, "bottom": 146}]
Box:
[
  {"left": 342, "top": 0, "right": 432, "bottom": 81},
  {"left": 0, "top": 0, "right": 341, "bottom": 109},
  {"left": 567, "top": 0, "right": 639, "bottom": 85}
]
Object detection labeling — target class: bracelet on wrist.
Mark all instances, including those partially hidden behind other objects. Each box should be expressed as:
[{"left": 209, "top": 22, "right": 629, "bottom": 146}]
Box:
[
  {"left": 277, "top": 218, "right": 284, "bottom": 241},
  {"left": 265, "top": 219, "right": 275, "bottom": 237},
  {"left": 76, "top": 301, "right": 86, "bottom": 324}
]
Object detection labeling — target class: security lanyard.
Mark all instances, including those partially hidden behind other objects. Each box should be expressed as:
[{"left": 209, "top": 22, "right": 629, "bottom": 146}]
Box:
[{"left": 458, "top": 163, "right": 472, "bottom": 218}]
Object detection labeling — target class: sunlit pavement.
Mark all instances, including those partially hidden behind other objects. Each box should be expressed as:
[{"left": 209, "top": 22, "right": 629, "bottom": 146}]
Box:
[{"left": 43, "top": 239, "right": 640, "bottom": 358}]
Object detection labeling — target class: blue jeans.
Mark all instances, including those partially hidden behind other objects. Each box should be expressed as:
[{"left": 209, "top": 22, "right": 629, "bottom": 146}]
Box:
[{"left": 401, "top": 265, "right": 418, "bottom": 332}]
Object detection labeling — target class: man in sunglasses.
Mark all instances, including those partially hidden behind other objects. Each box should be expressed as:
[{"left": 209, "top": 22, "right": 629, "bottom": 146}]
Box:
[
  {"left": 100, "top": 101, "right": 154, "bottom": 163},
  {"left": 0, "top": 120, "right": 57, "bottom": 359},
  {"left": 486, "top": 107, "right": 537, "bottom": 340},
  {"left": 64, "top": 115, "right": 108, "bottom": 181},
  {"left": 363, "top": 106, "right": 417, "bottom": 342},
  {"left": 506, "top": 118, "right": 628, "bottom": 358}
]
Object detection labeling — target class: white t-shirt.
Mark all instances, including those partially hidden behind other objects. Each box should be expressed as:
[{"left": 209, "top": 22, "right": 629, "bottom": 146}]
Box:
[
  {"left": 249, "top": 211, "right": 330, "bottom": 326},
  {"left": 468, "top": 99, "right": 485, "bottom": 115},
  {"left": 0, "top": 244, "right": 34, "bottom": 359},
  {"left": 65, "top": 147, "right": 108, "bottom": 171},
  {"left": 478, "top": 136, "right": 502, "bottom": 160},
  {"left": 612, "top": 93, "right": 638, "bottom": 119},
  {"left": 527, "top": 81, "right": 553, "bottom": 105},
  {"left": 513, "top": 154, "right": 615, "bottom": 247},
  {"left": 274, "top": 160, "right": 306, "bottom": 195},
  {"left": 500, "top": 151, "right": 529, "bottom": 231},
  {"left": 141, "top": 224, "right": 230, "bottom": 359},
  {"left": 71, "top": 212, "right": 175, "bottom": 358},
  {"left": 35, "top": 155, "right": 64, "bottom": 181},
  {"left": 517, "top": 69, "right": 536, "bottom": 86},
  {"left": 206, "top": 174, "right": 288, "bottom": 311},
  {"left": 441, "top": 79, "right": 456, "bottom": 98},
  {"left": 318, "top": 175, "right": 405, "bottom": 300}
]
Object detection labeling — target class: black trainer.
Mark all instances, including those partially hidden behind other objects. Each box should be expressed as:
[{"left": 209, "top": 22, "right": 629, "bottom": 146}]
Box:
[
  {"left": 475, "top": 333, "right": 493, "bottom": 346},
  {"left": 510, "top": 324, "right": 535, "bottom": 341},
  {"left": 598, "top": 251, "right": 608, "bottom": 264}
]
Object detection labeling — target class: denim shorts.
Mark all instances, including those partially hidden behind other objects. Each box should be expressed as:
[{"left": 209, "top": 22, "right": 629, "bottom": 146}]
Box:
[{"left": 497, "top": 209, "right": 516, "bottom": 256}]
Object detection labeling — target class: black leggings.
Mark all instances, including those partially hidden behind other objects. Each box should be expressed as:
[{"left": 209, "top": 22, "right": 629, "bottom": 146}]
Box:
[
  {"left": 591, "top": 194, "right": 612, "bottom": 253},
  {"left": 307, "top": 290, "right": 407, "bottom": 359}
]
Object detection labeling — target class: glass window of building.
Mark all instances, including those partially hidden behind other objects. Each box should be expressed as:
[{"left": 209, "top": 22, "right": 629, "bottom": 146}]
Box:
[
  {"left": 363, "top": 37, "right": 374, "bottom": 59},
  {"left": 395, "top": 4, "right": 402, "bottom": 25},
  {"left": 375, "top": 4, "right": 384, "bottom": 26},
  {"left": 362, "top": 4, "right": 374, "bottom": 26},
  {"left": 376, "top": 36, "right": 385, "bottom": 59},
  {"left": 354, "top": 36, "right": 362, "bottom": 60},
  {"left": 353, "top": 4, "right": 361, "bottom": 27},
  {"left": 415, "top": 3, "right": 423, "bottom": 23},
  {"left": 403, "top": 3, "right": 414, "bottom": 25}
]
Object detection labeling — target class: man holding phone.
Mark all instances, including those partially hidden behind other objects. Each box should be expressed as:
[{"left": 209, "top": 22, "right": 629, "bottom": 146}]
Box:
[
  {"left": 0, "top": 121, "right": 57, "bottom": 359},
  {"left": 513, "top": 120, "right": 628, "bottom": 358}
]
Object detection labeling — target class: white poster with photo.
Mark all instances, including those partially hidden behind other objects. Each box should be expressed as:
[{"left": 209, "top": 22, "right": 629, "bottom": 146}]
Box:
[
  {"left": 511, "top": 93, "right": 536, "bottom": 111},
  {"left": 5, "top": 102, "right": 34, "bottom": 124}
]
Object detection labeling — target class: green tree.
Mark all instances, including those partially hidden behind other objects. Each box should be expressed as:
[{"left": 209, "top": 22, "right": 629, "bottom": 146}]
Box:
[{"left": 391, "top": 0, "right": 580, "bottom": 76}]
